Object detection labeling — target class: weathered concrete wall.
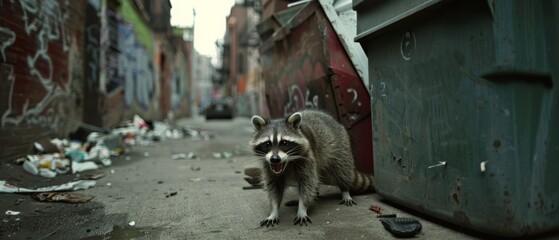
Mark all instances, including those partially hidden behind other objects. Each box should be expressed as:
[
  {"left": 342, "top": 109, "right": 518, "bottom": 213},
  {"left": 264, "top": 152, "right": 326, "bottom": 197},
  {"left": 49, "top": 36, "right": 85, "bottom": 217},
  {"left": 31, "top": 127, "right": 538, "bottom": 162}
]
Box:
[{"left": 0, "top": 0, "right": 192, "bottom": 161}]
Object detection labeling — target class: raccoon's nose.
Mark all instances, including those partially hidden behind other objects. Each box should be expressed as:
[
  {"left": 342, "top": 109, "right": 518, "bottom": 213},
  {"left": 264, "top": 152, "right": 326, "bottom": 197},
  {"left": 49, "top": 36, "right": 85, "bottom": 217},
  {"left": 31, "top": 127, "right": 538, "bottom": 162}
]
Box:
[{"left": 270, "top": 155, "right": 281, "bottom": 163}]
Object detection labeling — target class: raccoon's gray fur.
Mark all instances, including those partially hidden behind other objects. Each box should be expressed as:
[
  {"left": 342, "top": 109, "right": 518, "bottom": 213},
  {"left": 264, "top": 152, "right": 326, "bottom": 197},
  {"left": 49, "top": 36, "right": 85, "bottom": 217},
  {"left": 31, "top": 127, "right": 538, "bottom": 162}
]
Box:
[{"left": 249, "top": 109, "right": 374, "bottom": 227}]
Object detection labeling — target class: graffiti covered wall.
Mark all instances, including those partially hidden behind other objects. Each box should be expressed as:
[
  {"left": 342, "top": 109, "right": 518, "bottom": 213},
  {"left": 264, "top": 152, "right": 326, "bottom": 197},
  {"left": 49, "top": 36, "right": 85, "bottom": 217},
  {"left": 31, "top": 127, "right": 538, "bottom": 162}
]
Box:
[
  {"left": 116, "top": 0, "right": 159, "bottom": 120},
  {"left": 0, "top": 0, "right": 85, "bottom": 160},
  {"left": 0, "top": 0, "right": 193, "bottom": 161}
]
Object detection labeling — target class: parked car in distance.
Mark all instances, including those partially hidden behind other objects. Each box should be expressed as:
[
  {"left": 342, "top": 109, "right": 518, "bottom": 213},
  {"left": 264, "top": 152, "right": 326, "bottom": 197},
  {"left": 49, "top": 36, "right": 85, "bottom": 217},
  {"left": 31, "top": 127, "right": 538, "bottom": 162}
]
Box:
[{"left": 205, "top": 98, "right": 234, "bottom": 120}]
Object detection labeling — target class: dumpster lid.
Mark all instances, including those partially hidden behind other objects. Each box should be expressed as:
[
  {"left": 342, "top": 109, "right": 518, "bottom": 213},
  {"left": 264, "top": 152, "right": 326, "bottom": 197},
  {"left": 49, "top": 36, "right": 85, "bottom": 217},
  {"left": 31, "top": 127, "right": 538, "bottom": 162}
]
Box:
[{"left": 354, "top": 0, "right": 446, "bottom": 42}]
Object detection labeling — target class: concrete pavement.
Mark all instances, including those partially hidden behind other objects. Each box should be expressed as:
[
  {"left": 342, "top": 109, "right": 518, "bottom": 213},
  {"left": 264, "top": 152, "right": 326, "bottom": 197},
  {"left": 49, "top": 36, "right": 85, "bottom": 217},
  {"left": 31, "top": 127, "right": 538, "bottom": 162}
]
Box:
[{"left": 1, "top": 116, "right": 494, "bottom": 239}]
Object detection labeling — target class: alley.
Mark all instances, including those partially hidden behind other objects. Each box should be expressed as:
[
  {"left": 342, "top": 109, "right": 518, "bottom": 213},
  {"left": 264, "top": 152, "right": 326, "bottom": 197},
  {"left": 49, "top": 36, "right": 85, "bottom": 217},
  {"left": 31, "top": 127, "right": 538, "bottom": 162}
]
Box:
[
  {"left": 1, "top": 0, "right": 559, "bottom": 239},
  {"left": 2, "top": 116, "right": 479, "bottom": 239}
]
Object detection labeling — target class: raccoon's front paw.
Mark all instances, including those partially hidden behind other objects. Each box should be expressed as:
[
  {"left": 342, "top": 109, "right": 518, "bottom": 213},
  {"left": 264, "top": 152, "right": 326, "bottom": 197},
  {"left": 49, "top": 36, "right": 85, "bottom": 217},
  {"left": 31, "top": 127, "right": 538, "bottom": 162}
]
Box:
[
  {"left": 339, "top": 198, "right": 357, "bottom": 206},
  {"left": 293, "top": 215, "right": 312, "bottom": 226},
  {"left": 260, "top": 217, "right": 279, "bottom": 227}
]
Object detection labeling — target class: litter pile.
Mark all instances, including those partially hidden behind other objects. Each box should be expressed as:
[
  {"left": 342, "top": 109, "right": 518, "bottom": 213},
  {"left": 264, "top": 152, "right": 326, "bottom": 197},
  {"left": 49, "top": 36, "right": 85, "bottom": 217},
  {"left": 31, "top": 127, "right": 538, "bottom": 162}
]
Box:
[
  {"left": 13, "top": 115, "right": 208, "bottom": 180},
  {"left": 0, "top": 115, "right": 200, "bottom": 198}
]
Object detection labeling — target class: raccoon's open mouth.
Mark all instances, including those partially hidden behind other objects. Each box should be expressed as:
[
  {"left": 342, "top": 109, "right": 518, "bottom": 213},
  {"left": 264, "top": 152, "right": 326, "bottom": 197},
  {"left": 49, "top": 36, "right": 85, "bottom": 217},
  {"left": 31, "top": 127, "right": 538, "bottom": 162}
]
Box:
[{"left": 270, "top": 163, "right": 285, "bottom": 174}]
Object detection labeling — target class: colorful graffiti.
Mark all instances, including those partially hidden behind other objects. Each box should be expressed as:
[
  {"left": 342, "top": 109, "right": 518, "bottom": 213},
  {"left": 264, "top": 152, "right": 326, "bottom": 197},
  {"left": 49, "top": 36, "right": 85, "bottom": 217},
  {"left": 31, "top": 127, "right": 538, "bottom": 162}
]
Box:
[
  {"left": 264, "top": 48, "right": 331, "bottom": 117},
  {"left": 117, "top": 23, "right": 155, "bottom": 109},
  {"left": 0, "top": 27, "right": 16, "bottom": 61},
  {"left": 0, "top": 0, "right": 191, "bottom": 160},
  {"left": 0, "top": 0, "right": 79, "bottom": 133},
  {"left": 85, "top": 24, "right": 100, "bottom": 89}
]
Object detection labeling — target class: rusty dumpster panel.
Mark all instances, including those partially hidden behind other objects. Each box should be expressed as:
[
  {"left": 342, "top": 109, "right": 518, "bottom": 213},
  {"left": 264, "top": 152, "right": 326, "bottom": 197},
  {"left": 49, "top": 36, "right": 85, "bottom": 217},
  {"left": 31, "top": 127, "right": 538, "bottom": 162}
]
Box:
[{"left": 260, "top": 1, "right": 373, "bottom": 174}]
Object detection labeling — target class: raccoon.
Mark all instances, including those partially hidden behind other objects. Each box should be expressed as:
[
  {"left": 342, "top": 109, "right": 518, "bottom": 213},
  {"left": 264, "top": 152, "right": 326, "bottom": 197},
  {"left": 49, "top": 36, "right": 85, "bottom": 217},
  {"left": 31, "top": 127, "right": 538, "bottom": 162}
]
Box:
[{"left": 249, "top": 109, "right": 374, "bottom": 227}]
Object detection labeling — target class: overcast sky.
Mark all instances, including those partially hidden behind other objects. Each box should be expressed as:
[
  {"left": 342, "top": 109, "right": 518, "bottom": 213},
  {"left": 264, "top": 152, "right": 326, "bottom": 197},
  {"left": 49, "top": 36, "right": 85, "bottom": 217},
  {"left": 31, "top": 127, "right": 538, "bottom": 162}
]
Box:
[{"left": 170, "top": 0, "right": 236, "bottom": 64}]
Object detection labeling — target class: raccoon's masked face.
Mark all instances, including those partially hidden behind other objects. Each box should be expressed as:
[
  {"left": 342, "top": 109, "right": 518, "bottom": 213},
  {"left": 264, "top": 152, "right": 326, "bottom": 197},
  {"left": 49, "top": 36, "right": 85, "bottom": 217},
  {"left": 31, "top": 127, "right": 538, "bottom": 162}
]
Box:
[{"left": 250, "top": 112, "right": 306, "bottom": 175}]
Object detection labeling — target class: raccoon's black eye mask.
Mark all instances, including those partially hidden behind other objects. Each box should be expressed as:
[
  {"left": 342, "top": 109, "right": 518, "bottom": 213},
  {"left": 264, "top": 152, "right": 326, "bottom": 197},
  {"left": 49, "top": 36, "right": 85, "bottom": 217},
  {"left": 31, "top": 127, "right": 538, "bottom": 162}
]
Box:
[
  {"left": 254, "top": 141, "right": 272, "bottom": 153},
  {"left": 279, "top": 140, "right": 297, "bottom": 152}
]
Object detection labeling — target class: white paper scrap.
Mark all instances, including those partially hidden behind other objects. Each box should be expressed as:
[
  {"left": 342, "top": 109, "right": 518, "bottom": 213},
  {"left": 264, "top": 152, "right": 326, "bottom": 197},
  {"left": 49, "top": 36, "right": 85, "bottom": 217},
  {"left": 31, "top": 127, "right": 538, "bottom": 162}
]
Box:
[{"left": 0, "top": 180, "right": 96, "bottom": 193}]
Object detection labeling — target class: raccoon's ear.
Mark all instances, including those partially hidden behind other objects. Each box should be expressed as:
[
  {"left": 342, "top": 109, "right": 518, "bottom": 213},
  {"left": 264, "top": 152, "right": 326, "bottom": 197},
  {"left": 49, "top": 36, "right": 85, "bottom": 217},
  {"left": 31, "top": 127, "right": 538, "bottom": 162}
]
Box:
[
  {"left": 251, "top": 115, "right": 267, "bottom": 130},
  {"left": 286, "top": 112, "right": 302, "bottom": 130}
]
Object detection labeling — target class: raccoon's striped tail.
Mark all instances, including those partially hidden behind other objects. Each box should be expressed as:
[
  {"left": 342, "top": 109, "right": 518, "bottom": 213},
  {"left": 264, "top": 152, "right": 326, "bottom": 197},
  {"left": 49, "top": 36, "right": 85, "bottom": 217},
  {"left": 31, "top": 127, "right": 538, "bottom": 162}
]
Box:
[{"left": 349, "top": 170, "right": 375, "bottom": 194}]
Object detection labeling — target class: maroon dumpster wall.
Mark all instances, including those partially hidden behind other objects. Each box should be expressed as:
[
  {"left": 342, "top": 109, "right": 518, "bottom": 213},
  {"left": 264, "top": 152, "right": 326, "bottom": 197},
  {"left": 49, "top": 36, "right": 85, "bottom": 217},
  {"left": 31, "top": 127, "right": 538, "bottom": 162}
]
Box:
[{"left": 260, "top": 1, "right": 373, "bottom": 174}]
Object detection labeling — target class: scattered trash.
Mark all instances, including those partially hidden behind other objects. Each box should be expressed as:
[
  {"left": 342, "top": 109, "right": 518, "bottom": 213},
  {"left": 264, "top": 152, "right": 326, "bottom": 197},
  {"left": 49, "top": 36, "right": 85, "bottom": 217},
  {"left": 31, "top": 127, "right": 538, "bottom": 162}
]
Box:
[
  {"left": 222, "top": 152, "right": 233, "bottom": 159},
  {"left": 110, "top": 169, "right": 116, "bottom": 174},
  {"left": 380, "top": 217, "right": 422, "bottom": 238},
  {"left": 0, "top": 180, "right": 96, "bottom": 193},
  {"left": 234, "top": 171, "right": 241, "bottom": 174},
  {"left": 106, "top": 183, "right": 112, "bottom": 187},
  {"left": 15, "top": 198, "right": 25, "bottom": 205},
  {"left": 165, "top": 192, "right": 177, "bottom": 198},
  {"left": 189, "top": 177, "right": 203, "bottom": 182},
  {"left": 12, "top": 115, "right": 197, "bottom": 185},
  {"left": 5, "top": 210, "right": 20, "bottom": 216},
  {"left": 72, "top": 161, "right": 99, "bottom": 173},
  {"left": 65, "top": 149, "right": 88, "bottom": 162},
  {"left": 34, "top": 138, "right": 62, "bottom": 154},
  {"left": 157, "top": 181, "right": 164, "bottom": 184},
  {"left": 100, "top": 158, "right": 112, "bottom": 166},
  {"left": 32, "top": 192, "right": 95, "bottom": 203},
  {"left": 82, "top": 173, "right": 105, "bottom": 180},
  {"left": 21, "top": 154, "right": 70, "bottom": 178},
  {"left": 172, "top": 152, "right": 197, "bottom": 160},
  {"left": 172, "top": 153, "right": 187, "bottom": 160},
  {"left": 369, "top": 204, "right": 382, "bottom": 214},
  {"left": 190, "top": 166, "right": 201, "bottom": 171},
  {"left": 212, "top": 151, "right": 234, "bottom": 159},
  {"left": 129, "top": 221, "right": 136, "bottom": 226}
]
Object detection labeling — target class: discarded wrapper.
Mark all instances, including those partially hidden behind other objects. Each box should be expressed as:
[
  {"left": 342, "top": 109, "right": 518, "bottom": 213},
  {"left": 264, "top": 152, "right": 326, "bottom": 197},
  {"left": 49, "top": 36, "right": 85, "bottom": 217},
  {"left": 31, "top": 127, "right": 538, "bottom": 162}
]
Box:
[
  {"left": 32, "top": 192, "right": 95, "bottom": 203},
  {"left": 212, "top": 152, "right": 233, "bottom": 159},
  {"left": 172, "top": 152, "right": 197, "bottom": 160},
  {"left": 82, "top": 173, "right": 105, "bottom": 180},
  {"left": 369, "top": 204, "right": 382, "bottom": 214},
  {"left": 0, "top": 180, "right": 96, "bottom": 193},
  {"left": 5, "top": 210, "right": 20, "bottom": 216},
  {"left": 72, "top": 161, "right": 99, "bottom": 173}
]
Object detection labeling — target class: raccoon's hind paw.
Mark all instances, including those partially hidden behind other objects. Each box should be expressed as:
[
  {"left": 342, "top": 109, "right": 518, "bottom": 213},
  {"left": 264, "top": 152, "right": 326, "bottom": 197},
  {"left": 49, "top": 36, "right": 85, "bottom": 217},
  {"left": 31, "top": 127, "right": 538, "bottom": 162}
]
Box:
[
  {"left": 293, "top": 216, "right": 312, "bottom": 226},
  {"left": 260, "top": 218, "right": 279, "bottom": 227},
  {"left": 339, "top": 199, "right": 357, "bottom": 206}
]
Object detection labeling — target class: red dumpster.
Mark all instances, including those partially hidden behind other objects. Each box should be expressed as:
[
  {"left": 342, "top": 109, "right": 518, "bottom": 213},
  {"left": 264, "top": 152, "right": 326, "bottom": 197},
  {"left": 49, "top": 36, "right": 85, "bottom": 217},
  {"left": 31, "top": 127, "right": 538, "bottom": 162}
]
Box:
[{"left": 260, "top": 1, "right": 373, "bottom": 174}]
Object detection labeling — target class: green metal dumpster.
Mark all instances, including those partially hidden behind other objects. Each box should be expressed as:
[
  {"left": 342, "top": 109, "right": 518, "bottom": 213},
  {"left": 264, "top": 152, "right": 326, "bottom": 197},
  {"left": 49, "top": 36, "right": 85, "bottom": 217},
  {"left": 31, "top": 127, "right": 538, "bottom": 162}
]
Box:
[{"left": 355, "top": 0, "right": 559, "bottom": 237}]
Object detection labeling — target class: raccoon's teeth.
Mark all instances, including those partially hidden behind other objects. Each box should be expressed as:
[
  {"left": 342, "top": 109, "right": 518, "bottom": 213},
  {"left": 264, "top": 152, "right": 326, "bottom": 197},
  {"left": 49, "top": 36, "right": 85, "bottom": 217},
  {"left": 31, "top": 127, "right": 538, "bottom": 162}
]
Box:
[{"left": 271, "top": 163, "right": 283, "bottom": 174}]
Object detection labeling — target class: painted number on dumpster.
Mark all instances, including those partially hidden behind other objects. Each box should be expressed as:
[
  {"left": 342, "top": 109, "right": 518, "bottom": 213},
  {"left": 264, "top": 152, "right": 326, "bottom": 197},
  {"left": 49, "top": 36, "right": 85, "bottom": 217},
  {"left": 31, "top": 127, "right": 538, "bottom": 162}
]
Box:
[{"left": 380, "top": 82, "right": 387, "bottom": 97}]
